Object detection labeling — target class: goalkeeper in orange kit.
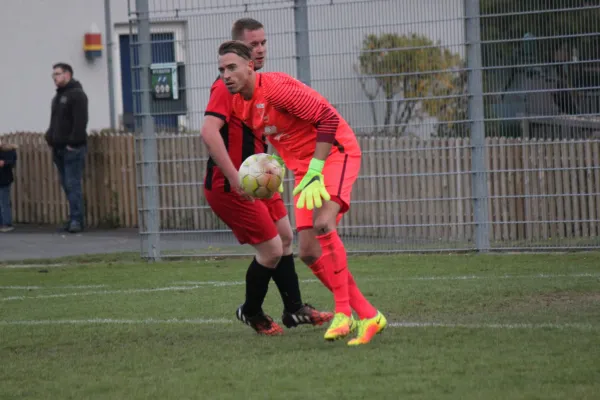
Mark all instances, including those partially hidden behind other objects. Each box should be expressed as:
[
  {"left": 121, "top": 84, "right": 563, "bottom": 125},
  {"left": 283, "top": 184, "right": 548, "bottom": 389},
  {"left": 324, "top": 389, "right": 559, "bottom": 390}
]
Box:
[{"left": 219, "top": 40, "right": 387, "bottom": 345}]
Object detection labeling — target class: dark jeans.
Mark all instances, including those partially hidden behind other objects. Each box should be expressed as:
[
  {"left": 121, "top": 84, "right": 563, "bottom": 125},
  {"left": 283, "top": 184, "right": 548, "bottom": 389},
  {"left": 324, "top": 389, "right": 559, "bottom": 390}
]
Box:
[
  {"left": 52, "top": 146, "right": 86, "bottom": 225},
  {"left": 0, "top": 185, "right": 11, "bottom": 226}
]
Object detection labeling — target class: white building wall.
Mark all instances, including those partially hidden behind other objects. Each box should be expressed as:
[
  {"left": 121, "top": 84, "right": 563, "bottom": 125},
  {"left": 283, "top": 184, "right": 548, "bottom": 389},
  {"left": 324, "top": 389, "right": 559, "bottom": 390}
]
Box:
[{"left": 0, "top": 0, "right": 130, "bottom": 133}]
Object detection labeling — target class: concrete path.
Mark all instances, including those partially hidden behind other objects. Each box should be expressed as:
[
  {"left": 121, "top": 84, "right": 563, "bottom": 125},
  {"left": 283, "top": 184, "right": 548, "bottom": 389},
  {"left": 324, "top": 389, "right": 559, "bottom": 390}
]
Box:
[{"left": 0, "top": 224, "right": 245, "bottom": 262}]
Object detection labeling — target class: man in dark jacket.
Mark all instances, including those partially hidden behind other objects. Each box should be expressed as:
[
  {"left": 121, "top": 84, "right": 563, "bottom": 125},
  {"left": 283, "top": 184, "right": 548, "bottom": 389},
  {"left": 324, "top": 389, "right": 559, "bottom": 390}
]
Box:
[
  {"left": 45, "top": 62, "right": 88, "bottom": 233},
  {"left": 0, "top": 142, "right": 17, "bottom": 232}
]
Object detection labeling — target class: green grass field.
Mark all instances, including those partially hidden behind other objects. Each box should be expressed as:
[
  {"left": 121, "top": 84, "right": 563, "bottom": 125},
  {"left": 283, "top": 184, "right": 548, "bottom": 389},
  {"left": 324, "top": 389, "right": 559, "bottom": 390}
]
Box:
[{"left": 2, "top": 253, "right": 600, "bottom": 399}]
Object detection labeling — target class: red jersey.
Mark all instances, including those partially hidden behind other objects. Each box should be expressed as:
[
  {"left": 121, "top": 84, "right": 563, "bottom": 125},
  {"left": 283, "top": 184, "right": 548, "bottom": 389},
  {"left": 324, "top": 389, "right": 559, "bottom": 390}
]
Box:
[
  {"left": 203, "top": 77, "right": 267, "bottom": 191},
  {"left": 230, "top": 72, "right": 361, "bottom": 176}
]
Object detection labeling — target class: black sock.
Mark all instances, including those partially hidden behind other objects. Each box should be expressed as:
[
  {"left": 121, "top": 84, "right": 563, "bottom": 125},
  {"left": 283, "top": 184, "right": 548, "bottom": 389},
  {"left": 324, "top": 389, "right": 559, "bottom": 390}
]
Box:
[
  {"left": 242, "top": 258, "right": 274, "bottom": 317},
  {"left": 271, "top": 254, "right": 303, "bottom": 313}
]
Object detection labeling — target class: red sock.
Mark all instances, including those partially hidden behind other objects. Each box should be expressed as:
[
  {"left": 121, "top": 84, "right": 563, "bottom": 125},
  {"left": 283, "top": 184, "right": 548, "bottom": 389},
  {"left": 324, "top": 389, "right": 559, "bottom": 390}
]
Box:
[
  {"left": 348, "top": 272, "right": 378, "bottom": 319},
  {"left": 316, "top": 230, "right": 351, "bottom": 316},
  {"left": 308, "top": 257, "right": 332, "bottom": 292}
]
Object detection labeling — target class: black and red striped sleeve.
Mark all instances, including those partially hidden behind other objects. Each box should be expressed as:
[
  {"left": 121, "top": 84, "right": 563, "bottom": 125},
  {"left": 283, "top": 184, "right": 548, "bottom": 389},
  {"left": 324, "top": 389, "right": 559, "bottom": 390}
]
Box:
[
  {"left": 204, "top": 78, "right": 232, "bottom": 123},
  {"left": 263, "top": 73, "right": 339, "bottom": 143}
]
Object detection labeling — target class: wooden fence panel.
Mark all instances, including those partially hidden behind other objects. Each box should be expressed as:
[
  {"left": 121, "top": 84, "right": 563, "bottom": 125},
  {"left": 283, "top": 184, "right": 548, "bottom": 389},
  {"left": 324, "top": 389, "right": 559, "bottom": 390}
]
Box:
[{"left": 2, "top": 132, "right": 599, "bottom": 246}]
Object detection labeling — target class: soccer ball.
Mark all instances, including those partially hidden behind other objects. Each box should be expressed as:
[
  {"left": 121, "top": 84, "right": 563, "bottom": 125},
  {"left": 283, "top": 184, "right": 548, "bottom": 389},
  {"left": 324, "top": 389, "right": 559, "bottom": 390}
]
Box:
[{"left": 238, "top": 153, "right": 285, "bottom": 199}]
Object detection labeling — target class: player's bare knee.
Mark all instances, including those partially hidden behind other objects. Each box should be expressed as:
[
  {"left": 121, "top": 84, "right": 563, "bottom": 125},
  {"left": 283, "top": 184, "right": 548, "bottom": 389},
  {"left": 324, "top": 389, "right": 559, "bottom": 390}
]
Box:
[
  {"left": 275, "top": 217, "right": 294, "bottom": 255},
  {"left": 254, "top": 236, "right": 283, "bottom": 268},
  {"left": 312, "top": 213, "right": 337, "bottom": 235},
  {"left": 299, "top": 251, "right": 318, "bottom": 266},
  {"left": 256, "top": 250, "right": 281, "bottom": 269},
  {"left": 313, "top": 201, "right": 340, "bottom": 235},
  {"left": 280, "top": 232, "right": 293, "bottom": 255},
  {"left": 298, "top": 231, "right": 321, "bottom": 266}
]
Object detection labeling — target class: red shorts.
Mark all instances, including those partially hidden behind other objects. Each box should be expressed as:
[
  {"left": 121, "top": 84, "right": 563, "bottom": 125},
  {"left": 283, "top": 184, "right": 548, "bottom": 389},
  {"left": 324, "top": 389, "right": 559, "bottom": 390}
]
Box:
[
  {"left": 294, "top": 153, "right": 361, "bottom": 231},
  {"left": 204, "top": 187, "right": 288, "bottom": 245}
]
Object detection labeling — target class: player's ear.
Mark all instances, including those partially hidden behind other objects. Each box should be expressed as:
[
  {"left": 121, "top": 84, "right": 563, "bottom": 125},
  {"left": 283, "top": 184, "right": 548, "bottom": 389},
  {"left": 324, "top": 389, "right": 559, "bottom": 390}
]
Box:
[{"left": 248, "top": 59, "right": 255, "bottom": 72}]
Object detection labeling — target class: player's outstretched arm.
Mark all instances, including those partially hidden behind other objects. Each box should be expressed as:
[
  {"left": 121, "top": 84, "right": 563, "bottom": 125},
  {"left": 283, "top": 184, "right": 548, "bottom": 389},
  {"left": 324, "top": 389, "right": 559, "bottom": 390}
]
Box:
[
  {"left": 201, "top": 117, "right": 237, "bottom": 182},
  {"left": 201, "top": 116, "right": 252, "bottom": 201},
  {"left": 202, "top": 80, "right": 253, "bottom": 200}
]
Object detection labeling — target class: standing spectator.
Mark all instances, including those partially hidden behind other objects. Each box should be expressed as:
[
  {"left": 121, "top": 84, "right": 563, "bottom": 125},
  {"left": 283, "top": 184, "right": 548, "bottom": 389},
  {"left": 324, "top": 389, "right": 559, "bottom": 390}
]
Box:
[
  {"left": 45, "top": 62, "right": 88, "bottom": 233},
  {"left": 0, "top": 141, "right": 17, "bottom": 233}
]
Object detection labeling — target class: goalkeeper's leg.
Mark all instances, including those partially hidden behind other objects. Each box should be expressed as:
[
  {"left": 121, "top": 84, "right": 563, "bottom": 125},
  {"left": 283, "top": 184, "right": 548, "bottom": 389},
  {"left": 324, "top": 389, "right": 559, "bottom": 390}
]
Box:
[
  {"left": 295, "top": 153, "right": 381, "bottom": 341},
  {"left": 263, "top": 196, "right": 334, "bottom": 328},
  {"left": 297, "top": 205, "right": 378, "bottom": 341}
]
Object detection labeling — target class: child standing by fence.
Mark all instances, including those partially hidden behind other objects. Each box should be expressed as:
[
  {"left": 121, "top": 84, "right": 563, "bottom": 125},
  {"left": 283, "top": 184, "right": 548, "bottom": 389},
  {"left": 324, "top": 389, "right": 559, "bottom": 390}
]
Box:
[{"left": 0, "top": 142, "right": 17, "bottom": 232}]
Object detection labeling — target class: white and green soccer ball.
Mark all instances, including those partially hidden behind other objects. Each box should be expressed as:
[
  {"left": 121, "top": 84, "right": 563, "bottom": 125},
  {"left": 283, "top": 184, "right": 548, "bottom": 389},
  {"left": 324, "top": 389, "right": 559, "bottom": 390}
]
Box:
[{"left": 238, "top": 153, "right": 284, "bottom": 199}]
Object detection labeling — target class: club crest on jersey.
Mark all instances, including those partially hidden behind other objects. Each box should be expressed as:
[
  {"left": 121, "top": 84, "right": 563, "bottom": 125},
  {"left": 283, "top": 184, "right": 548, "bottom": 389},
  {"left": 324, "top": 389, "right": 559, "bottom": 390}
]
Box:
[{"left": 264, "top": 125, "right": 278, "bottom": 135}]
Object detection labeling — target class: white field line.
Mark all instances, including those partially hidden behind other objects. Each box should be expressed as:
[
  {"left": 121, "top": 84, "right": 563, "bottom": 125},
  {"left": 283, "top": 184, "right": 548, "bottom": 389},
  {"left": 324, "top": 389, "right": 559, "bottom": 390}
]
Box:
[
  {"left": 1, "top": 285, "right": 209, "bottom": 302},
  {"left": 0, "top": 264, "right": 67, "bottom": 269},
  {"left": 387, "top": 321, "right": 598, "bottom": 330},
  {"left": 173, "top": 272, "right": 600, "bottom": 286},
  {"left": 0, "top": 285, "right": 107, "bottom": 290},
  {"left": 0, "top": 318, "right": 233, "bottom": 326},
  {"left": 0, "top": 318, "right": 597, "bottom": 331},
  {"left": 2, "top": 272, "right": 599, "bottom": 302}
]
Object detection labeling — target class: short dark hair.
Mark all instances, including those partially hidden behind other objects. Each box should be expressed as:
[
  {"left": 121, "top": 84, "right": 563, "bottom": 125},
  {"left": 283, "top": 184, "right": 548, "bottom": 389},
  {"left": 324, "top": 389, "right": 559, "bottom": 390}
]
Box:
[
  {"left": 231, "top": 18, "right": 263, "bottom": 40},
  {"left": 218, "top": 40, "right": 253, "bottom": 61},
  {"left": 53, "top": 62, "right": 73, "bottom": 76}
]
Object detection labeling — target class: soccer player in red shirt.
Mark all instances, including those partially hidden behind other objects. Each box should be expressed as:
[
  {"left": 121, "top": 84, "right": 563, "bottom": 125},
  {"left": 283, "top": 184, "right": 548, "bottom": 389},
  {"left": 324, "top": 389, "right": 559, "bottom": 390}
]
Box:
[
  {"left": 218, "top": 40, "right": 388, "bottom": 345},
  {"left": 201, "top": 19, "right": 333, "bottom": 336}
]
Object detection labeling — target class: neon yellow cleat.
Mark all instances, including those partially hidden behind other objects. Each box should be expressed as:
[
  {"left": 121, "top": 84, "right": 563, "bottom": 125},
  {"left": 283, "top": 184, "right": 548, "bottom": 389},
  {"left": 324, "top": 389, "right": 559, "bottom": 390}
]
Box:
[
  {"left": 347, "top": 311, "right": 387, "bottom": 346},
  {"left": 324, "top": 312, "right": 357, "bottom": 341}
]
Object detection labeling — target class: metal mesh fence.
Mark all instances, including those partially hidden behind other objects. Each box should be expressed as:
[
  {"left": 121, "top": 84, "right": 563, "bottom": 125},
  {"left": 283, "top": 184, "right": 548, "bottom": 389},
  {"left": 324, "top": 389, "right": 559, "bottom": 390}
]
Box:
[
  {"left": 128, "top": 0, "right": 600, "bottom": 259},
  {"left": 480, "top": 0, "right": 600, "bottom": 250}
]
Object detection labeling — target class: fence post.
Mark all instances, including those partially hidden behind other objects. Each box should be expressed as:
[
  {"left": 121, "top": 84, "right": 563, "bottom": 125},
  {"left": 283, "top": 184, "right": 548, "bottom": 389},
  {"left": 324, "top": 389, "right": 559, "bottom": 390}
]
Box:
[
  {"left": 135, "top": 0, "right": 161, "bottom": 261},
  {"left": 294, "top": 0, "right": 311, "bottom": 86},
  {"left": 104, "top": 0, "right": 117, "bottom": 131},
  {"left": 465, "top": 0, "right": 490, "bottom": 251}
]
